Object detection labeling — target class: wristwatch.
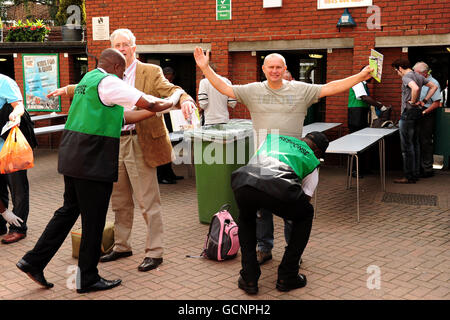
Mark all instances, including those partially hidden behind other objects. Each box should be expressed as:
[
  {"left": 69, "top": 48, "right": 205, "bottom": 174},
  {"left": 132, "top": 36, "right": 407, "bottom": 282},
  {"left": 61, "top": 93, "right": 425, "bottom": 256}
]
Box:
[{"left": 422, "top": 98, "right": 428, "bottom": 104}]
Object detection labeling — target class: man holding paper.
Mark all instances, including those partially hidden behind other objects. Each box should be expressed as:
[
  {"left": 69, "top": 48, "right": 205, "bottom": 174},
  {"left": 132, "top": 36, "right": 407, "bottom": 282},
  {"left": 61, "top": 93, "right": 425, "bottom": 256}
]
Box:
[{"left": 0, "top": 73, "right": 30, "bottom": 244}]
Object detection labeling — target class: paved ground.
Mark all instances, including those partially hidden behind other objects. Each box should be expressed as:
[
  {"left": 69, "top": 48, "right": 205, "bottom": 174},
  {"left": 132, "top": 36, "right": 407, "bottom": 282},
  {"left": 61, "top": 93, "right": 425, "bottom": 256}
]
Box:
[{"left": 0, "top": 149, "right": 449, "bottom": 302}]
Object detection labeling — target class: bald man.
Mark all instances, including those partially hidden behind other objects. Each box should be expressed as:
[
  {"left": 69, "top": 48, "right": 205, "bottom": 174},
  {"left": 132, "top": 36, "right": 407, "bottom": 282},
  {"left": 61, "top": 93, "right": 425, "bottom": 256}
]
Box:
[
  {"left": 17, "top": 48, "right": 183, "bottom": 294},
  {"left": 194, "top": 48, "right": 374, "bottom": 292}
]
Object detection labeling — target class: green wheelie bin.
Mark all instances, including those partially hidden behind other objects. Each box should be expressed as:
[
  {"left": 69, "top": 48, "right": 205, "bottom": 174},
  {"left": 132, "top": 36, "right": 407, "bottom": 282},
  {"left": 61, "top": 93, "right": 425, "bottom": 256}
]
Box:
[{"left": 184, "top": 119, "right": 254, "bottom": 224}]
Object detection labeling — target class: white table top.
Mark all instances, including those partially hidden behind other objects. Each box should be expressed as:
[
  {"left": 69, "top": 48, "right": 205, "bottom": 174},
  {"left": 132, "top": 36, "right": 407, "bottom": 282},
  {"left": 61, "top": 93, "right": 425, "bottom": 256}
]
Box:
[
  {"left": 351, "top": 127, "right": 399, "bottom": 138},
  {"left": 326, "top": 134, "right": 381, "bottom": 155},
  {"left": 302, "top": 122, "right": 342, "bottom": 137}
]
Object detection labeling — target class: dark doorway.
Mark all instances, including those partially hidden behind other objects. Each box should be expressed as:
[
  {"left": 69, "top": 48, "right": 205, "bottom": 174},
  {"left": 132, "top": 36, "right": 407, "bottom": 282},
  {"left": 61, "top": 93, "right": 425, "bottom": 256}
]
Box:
[
  {"left": 71, "top": 54, "right": 89, "bottom": 84},
  {"left": 409, "top": 46, "right": 449, "bottom": 90},
  {"left": 0, "top": 55, "right": 15, "bottom": 79},
  {"left": 138, "top": 53, "right": 197, "bottom": 99},
  {"left": 257, "top": 50, "right": 327, "bottom": 124}
]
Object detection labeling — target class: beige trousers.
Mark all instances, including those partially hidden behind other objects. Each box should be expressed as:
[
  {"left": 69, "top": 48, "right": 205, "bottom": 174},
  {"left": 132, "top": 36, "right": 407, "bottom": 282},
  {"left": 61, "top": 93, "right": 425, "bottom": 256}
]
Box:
[{"left": 111, "top": 134, "right": 164, "bottom": 258}]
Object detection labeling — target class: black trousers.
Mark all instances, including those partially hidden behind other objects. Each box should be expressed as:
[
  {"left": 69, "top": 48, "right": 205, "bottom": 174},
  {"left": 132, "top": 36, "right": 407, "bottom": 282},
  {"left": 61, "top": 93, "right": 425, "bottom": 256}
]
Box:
[
  {"left": 22, "top": 175, "right": 113, "bottom": 289},
  {"left": 233, "top": 186, "right": 314, "bottom": 283},
  {"left": 0, "top": 170, "right": 29, "bottom": 234}
]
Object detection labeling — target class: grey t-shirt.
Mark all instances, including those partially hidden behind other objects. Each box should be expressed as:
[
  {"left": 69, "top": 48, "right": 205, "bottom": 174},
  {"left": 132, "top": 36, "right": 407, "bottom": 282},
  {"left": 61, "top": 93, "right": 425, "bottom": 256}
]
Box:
[
  {"left": 401, "top": 71, "right": 429, "bottom": 113},
  {"left": 232, "top": 80, "right": 323, "bottom": 149}
]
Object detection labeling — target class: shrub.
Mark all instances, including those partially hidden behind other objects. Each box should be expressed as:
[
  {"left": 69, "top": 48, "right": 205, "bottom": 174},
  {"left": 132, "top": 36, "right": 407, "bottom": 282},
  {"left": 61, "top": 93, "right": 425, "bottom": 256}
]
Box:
[
  {"left": 55, "top": 0, "right": 86, "bottom": 26},
  {"left": 5, "top": 19, "right": 50, "bottom": 42}
]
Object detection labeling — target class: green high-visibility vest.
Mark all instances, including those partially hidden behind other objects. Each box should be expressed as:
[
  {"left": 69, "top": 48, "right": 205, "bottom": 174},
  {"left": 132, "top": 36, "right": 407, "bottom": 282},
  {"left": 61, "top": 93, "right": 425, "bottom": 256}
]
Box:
[
  {"left": 256, "top": 134, "right": 320, "bottom": 179},
  {"left": 348, "top": 82, "right": 369, "bottom": 108},
  {"left": 58, "top": 69, "right": 125, "bottom": 182},
  {"left": 65, "top": 69, "right": 124, "bottom": 138}
]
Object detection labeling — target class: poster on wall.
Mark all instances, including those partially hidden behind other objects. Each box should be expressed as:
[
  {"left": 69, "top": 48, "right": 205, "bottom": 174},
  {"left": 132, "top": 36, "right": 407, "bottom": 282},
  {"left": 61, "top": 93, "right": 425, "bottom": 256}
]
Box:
[
  {"left": 318, "top": 0, "right": 373, "bottom": 10},
  {"left": 22, "top": 54, "right": 61, "bottom": 112}
]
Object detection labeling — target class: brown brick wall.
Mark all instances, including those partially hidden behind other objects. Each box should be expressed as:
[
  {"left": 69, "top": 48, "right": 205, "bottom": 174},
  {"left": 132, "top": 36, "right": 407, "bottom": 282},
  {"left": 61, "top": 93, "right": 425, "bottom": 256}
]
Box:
[{"left": 84, "top": 0, "right": 449, "bottom": 128}]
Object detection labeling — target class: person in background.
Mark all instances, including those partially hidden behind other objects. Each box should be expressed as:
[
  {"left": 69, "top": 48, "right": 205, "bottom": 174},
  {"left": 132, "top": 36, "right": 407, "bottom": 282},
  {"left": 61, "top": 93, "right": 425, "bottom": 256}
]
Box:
[
  {"left": 0, "top": 73, "right": 29, "bottom": 244},
  {"left": 440, "top": 80, "right": 448, "bottom": 108},
  {"left": 391, "top": 58, "right": 438, "bottom": 184},
  {"left": 198, "top": 63, "right": 237, "bottom": 125},
  {"left": 283, "top": 70, "right": 293, "bottom": 81},
  {"left": 413, "top": 61, "right": 441, "bottom": 178}
]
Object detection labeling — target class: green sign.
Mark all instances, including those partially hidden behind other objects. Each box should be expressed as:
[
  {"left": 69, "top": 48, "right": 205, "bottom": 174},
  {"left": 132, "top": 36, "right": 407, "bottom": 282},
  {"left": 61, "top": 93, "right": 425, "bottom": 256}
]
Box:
[{"left": 216, "top": 0, "right": 231, "bottom": 20}]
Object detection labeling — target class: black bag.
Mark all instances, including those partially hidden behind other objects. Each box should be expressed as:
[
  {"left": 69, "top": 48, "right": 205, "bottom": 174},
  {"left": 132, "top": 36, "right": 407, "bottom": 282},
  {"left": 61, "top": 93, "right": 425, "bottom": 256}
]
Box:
[{"left": 0, "top": 103, "right": 38, "bottom": 149}]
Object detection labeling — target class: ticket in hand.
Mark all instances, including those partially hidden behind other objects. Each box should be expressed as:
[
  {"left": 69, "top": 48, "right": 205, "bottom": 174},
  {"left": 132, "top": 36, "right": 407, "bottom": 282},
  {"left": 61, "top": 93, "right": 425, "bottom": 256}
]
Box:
[{"left": 1, "top": 117, "right": 20, "bottom": 136}]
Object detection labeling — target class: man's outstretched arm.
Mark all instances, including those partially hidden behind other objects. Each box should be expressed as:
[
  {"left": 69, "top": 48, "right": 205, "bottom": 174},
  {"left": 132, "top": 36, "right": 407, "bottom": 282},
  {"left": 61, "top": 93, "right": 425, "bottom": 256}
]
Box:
[{"left": 319, "top": 66, "right": 373, "bottom": 98}]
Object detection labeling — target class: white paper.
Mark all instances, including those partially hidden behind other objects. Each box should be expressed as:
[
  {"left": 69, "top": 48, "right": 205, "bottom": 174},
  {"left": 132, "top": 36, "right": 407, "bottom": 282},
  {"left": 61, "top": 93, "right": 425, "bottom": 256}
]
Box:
[
  {"left": 1, "top": 118, "right": 20, "bottom": 136},
  {"left": 169, "top": 109, "right": 201, "bottom": 131}
]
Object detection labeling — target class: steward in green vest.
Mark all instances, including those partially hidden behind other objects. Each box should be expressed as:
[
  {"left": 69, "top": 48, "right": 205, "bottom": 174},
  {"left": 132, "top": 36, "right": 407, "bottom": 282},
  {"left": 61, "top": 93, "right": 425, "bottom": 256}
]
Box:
[
  {"left": 231, "top": 131, "right": 329, "bottom": 295},
  {"left": 58, "top": 68, "right": 125, "bottom": 182},
  {"left": 347, "top": 81, "right": 370, "bottom": 133},
  {"left": 18, "top": 48, "right": 181, "bottom": 294},
  {"left": 348, "top": 81, "right": 370, "bottom": 108}
]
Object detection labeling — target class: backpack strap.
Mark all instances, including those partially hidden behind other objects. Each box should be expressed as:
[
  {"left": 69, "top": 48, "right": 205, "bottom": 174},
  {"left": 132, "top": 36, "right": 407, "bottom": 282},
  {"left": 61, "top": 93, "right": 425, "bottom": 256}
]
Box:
[{"left": 219, "top": 204, "right": 231, "bottom": 212}]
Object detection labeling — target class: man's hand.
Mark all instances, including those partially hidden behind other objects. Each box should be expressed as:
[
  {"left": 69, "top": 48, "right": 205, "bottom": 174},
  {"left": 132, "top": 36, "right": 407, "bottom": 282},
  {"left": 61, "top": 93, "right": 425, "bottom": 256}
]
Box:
[
  {"left": 194, "top": 47, "right": 210, "bottom": 71},
  {"left": 360, "top": 65, "right": 374, "bottom": 81},
  {"left": 1, "top": 209, "right": 23, "bottom": 227},
  {"left": 181, "top": 100, "right": 197, "bottom": 120},
  {"left": 47, "top": 86, "right": 67, "bottom": 98}
]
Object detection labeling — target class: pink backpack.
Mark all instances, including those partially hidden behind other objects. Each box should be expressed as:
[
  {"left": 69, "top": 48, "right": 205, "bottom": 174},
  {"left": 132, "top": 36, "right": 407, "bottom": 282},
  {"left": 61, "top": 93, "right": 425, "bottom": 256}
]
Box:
[{"left": 201, "top": 204, "right": 240, "bottom": 261}]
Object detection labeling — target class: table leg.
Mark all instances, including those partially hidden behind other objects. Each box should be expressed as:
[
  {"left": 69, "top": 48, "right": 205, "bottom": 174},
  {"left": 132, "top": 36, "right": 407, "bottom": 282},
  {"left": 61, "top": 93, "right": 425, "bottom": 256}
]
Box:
[
  {"left": 356, "top": 154, "right": 360, "bottom": 223},
  {"left": 347, "top": 155, "right": 354, "bottom": 190}
]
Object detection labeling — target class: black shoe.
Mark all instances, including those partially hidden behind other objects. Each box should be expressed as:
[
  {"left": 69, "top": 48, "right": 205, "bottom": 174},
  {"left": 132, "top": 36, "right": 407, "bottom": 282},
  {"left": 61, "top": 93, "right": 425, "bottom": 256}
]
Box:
[
  {"left": 138, "top": 257, "right": 163, "bottom": 272},
  {"left": 16, "top": 258, "right": 54, "bottom": 289},
  {"left": 238, "top": 275, "right": 258, "bottom": 295},
  {"left": 276, "top": 273, "right": 307, "bottom": 292},
  {"left": 158, "top": 178, "right": 176, "bottom": 184},
  {"left": 173, "top": 175, "right": 184, "bottom": 180},
  {"left": 99, "top": 250, "right": 132, "bottom": 263},
  {"left": 76, "top": 277, "right": 122, "bottom": 294}
]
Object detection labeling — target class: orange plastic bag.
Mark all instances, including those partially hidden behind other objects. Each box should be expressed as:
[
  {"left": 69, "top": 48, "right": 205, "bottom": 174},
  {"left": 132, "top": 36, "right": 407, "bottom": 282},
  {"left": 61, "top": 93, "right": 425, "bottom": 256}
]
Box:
[{"left": 0, "top": 126, "right": 34, "bottom": 174}]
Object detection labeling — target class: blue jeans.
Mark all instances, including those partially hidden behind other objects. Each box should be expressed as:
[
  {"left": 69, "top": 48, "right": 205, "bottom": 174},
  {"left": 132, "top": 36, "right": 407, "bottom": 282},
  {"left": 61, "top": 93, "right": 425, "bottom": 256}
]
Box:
[
  {"left": 399, "top": 118, "right": 420, "bottom": 180},
  {"left": 256, "top": 208, "right": 292, "bottom": 252}
]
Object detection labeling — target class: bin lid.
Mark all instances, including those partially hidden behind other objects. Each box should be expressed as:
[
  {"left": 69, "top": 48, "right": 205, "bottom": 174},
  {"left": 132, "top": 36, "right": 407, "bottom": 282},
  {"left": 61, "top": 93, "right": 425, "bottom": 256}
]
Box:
[{"left": 184, "top": 119, "right": 253, "bottom": 143}]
